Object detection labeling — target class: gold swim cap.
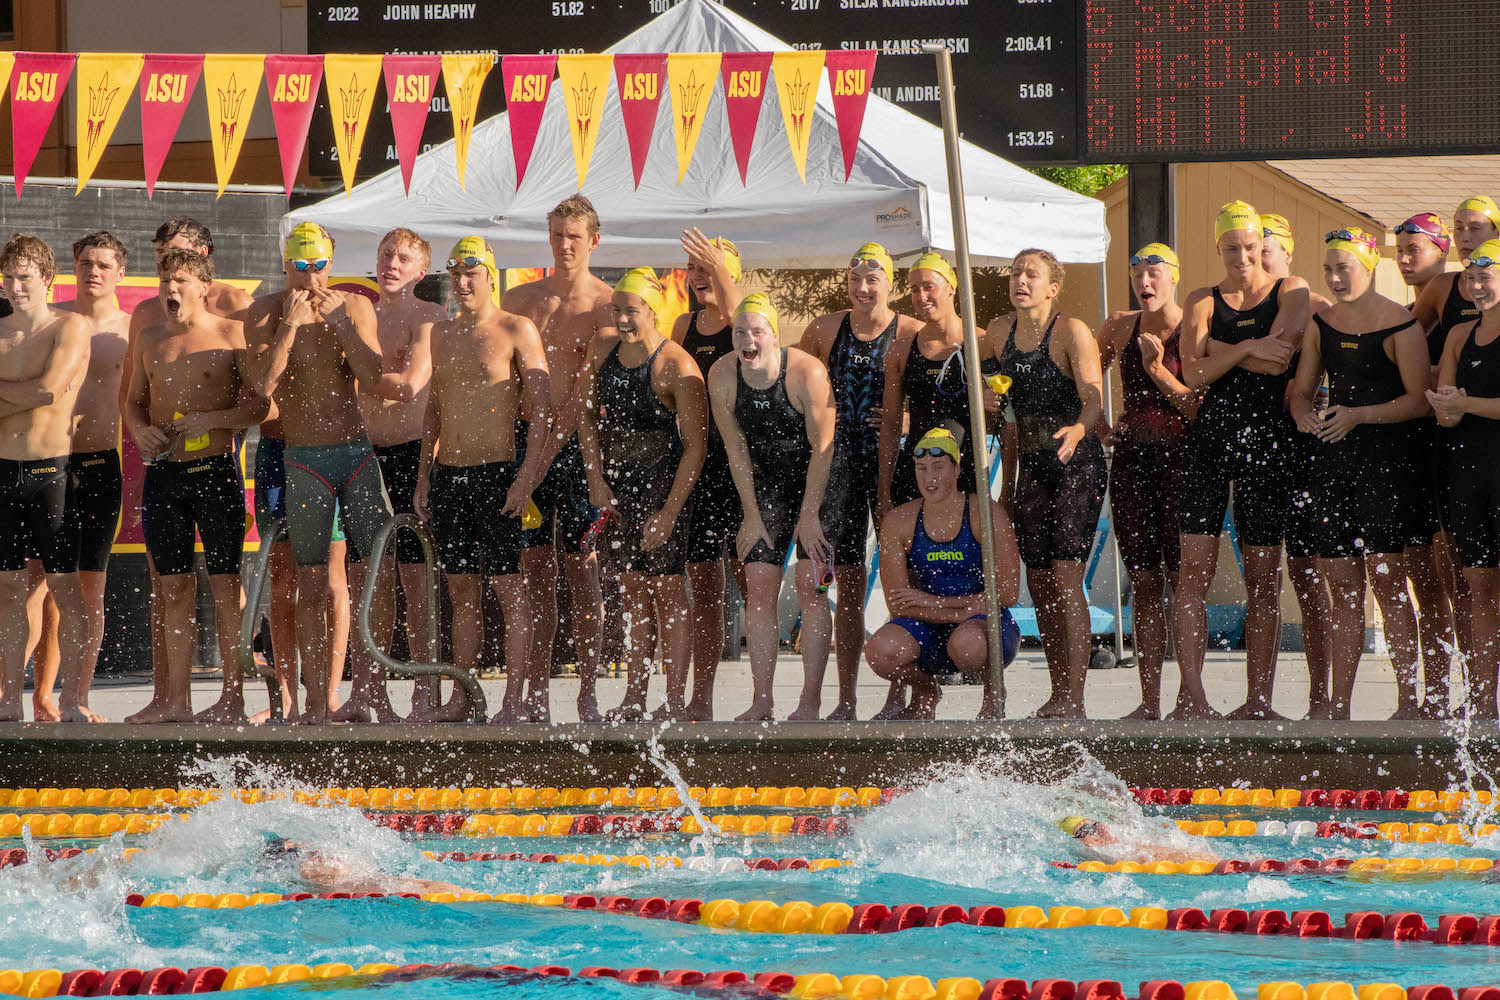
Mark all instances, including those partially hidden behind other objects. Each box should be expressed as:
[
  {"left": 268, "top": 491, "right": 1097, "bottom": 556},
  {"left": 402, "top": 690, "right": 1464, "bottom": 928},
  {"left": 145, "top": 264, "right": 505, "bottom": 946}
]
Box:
[
  {"left": 733, "top": 292, "right": 779, "bottom": 337},
  {"left": 910, "top": 252, "right": 958, "bottom": 290},
  {"left": 851, "top": 242, "right": 894, "bottom": 284},
  {"left": 1214, "top": 200, "right": 1260, "bottom": 242},
  {"left": 1324, "top": 226, "right": 1380, "bottom": 271},
  {"left": 1058, "top": 816, "right": 1085, "bottom": 836},
  {"left": 284, "top": 221, "right": 334, "bottom": 263},
  {"left": 614, "top": 266, "right": 664, "bottom": 316},
  {"left": 912, "top": 427, "right": 960, "bottom": 463},
  {"left": 1130, "top": 242, "right": 1180, "bottom": 283},
  {"left": 1260, "top": 214, "right": 1294, "bottom": 256},
  {"left": 447, "top": 236, "right": 500, "bottom": 306},
  {"left": 1465, "top": 238, "right": 1500, "bottom": 268},
  {"left": 710, "top": 237, "right": 743, "bottom": 284},
  {"left": 1457, "top": 195, "right": 1500, "bottom": 229}
]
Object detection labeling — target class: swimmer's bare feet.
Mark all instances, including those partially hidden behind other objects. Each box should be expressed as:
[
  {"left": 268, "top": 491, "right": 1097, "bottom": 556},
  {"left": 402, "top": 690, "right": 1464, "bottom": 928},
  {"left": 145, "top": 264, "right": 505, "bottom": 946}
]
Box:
[
  {"left": 59, "top": 703, "right": 107, "bottom": 723},
  {"left": 734, "top": 700, "right": 775, "bottom": 723},
  {"left": 871, "top": 693, "right": 907, "bottom": 721},
  {"left": 823, "top": 701, "right": 858, "bottom": 722},
  {"left": 518, "top": 696, "right": 551, "bottom": 724},
  {"left": 1165, "top": 698, "right": 1221, "bottom": 721},
  {"left": 1225, "top": 700, "right": 1286, "bottom": 721},
  {"left": 295, "top": 709, "right": 331, "bottom": 725},
  {"left": 329, "top": 698, "right": 372, "bottom": 724},
  {"left": 409, "top": 693, "right": 476, "bottom": 723},
  {"left": 0, "top": 702, "right": 23, "bottom": 723},
  {"left": 606, "top": 702, "right": 648, "bottom": 723},
  {"left": 193, "top": 698, "right": 247, "bottom": 725},
  {"left": 124, "top": 701, "right": 194, "bottom": 724},
  {"left": 1420, "top": 695, "right": 1450, "bottom": 720},
  {"left": 681, "top": 698, "right": 713, "bottom": 722},
  {"left": 577, "top": 697, "right": 604, "bottom": 723},
  {"left": 786, "top": 698, "right": 822, "bottom": 722},
  {"left": 976, "top": 695, "right": 1002, "bottom": 721},
  {"left": 1388, "top": 702, "right": 1427, "bottom": 722},
  {"left": 1305, "top": 701, "right": 1333, "bottom": 722},
  {"left": 1123, "top": 702, "right": 1161, "bottom": 721},
  {"left": 1034, "top": 696, "right": 1085, "bottom": 719},
  {"left": 32, "top": 697, "right": 60, "bottom": 723},
  {"left": 898, "top": 687, "right": 941, "bottom": 720}
]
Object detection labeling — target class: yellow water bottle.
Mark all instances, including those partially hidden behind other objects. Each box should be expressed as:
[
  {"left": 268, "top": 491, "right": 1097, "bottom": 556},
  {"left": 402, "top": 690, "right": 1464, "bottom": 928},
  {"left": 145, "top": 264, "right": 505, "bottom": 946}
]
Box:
[
  {"left": 173, "top": 412, "right": 209, "bottom": 452},
  {"left": 522, "top": 499, "right": 542, "bottom": 529}
]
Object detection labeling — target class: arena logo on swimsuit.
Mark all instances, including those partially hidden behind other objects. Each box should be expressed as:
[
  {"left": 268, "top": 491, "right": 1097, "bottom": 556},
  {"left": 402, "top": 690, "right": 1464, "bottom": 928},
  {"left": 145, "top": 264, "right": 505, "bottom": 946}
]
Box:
[
  {"left": 143, "top": 73, "right": 188, "bottom": 104},
  {"left": 926, "top": 550, "right": 965, "bottom": 562}
]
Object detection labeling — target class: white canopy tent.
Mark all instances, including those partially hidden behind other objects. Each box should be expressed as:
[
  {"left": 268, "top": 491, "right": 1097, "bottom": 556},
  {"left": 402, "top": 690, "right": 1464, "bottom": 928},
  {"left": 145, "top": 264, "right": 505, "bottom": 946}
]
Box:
[{"left": 282, "top": 0, "right": 1107, "bottom": 269}]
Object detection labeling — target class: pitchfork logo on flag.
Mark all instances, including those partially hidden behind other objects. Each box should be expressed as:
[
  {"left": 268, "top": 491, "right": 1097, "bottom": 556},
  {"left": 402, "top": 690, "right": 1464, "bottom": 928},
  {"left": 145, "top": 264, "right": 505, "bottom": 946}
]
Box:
[
  {"left": 74, "top": 53, "right": 143, "bottom": 193},
  {"left": 558, "top": 54, "right": 612, "bottom": 188},
  {"left": 667, "top": 52, "right": 719, "bottom": 183},
  {"left": 773, "top": 51, "right": 825, "bottom": 182},
  {"left": 202, "top": 54, "right": 263, "bottom": 196},
  {"left": 323, "top": 54, "right": 382, "bottom": 196}
]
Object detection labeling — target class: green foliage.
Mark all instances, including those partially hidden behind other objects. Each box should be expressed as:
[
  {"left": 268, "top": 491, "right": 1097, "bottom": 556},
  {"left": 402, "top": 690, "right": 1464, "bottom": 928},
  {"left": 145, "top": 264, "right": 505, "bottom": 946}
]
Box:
[{"left": 1030, "top": 164, "right": 1126, "bottom": 197}]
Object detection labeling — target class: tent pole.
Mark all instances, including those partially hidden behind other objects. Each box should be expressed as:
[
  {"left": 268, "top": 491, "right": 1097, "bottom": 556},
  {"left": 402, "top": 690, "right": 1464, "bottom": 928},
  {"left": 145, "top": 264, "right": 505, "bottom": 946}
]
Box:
[
  {"left": 1099, "top": 262, "right": 1126, "bottom": 663},
  {"left": 924, "top": 43, "right": 1005, "bottom": 718}
]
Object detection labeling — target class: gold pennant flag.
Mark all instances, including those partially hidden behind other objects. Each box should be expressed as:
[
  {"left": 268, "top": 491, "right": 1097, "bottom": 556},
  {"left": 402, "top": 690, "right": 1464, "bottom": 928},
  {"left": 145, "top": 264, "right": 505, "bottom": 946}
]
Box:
[
  {"left": 556, "top": 54, "right": 612, "bottom": 189},
  {"left": 75, "top": 53, "right": 144, "bottom": 193},
  {"left": 324, "top": 54, "right": 383, "bottom": 196},
  {"left": 0, "top": 53, "right": 14, "bottom": 111},
  {"left": 772, "top": 50, "right": 825, "bottom": 182},
  {"left": 201, "top": 54, "right": 264, "bottom": 196},
  {"left": 440, "top": 53, "right": 493, "bottom": 189},
  {"left": 667, "top": 52, "right": 720, "bottom": 183}
]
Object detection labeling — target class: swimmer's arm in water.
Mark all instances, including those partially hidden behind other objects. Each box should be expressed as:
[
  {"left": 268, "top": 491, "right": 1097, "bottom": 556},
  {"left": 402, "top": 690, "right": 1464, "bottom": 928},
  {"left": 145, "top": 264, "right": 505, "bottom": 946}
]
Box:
[
  {"left": 576, "top": 332, "right": 615, "bottom": 512},
  {"left": 791, "top": 350, "right": 836, "bottom": 566},
  {"left": 510, "top": 316, "right": 555, "bottom": 511},
  {"left": 709, "top": 355, "right": 771, "bottom": 561},
  {"left": 296, "top": 851, "right": 465, "bottom": 896},
  {"left": 1074, "top": 822, "right": 1218, "bottom": 865},
  {"left": 1288, "top": 316, "right": 1325, "bottom": 434}
]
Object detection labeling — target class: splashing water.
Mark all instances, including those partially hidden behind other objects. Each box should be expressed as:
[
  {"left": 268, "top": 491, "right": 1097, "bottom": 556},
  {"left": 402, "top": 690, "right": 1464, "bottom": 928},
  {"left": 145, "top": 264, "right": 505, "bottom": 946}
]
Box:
[
  {"left": 1438, "top": 638, "right": 1500, "bottom": 830},
  {"left": 644, "top": 727, "right": 719, "bottom": 859}
]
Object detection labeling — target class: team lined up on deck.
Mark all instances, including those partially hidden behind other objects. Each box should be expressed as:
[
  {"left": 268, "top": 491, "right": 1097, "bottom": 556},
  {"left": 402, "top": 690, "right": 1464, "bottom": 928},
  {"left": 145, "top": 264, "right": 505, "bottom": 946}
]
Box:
[{"left": 0, "top": 192, "right": 1497, "bottom": 725}]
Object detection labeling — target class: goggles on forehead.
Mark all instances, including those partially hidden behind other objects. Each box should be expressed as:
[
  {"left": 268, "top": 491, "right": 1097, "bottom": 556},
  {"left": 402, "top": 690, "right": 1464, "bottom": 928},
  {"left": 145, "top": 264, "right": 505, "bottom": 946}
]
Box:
[
  {"left": 1394, "top": 221, "right": 1444, "bottom": 239},
  {"left": 849, "top": 256, "right": 885, "bottom": 271},
  {"left": 289, "top": 257, "right": 331, "bottom": 272},
  {"left": 1324, "top": 229, "right": 1374, "bottom": 246},
  {"left": 447, "top": 255, "right": 488, "bottom": 270},
  {"left": 1465, "top": 255, "right": 1500, "bottom": 268},
  {"left": 1129, "top": 253, "right": 1171, "bottom": 268},
  {"left": 913, "top": 446, "right": 956, "bottom": 459}
]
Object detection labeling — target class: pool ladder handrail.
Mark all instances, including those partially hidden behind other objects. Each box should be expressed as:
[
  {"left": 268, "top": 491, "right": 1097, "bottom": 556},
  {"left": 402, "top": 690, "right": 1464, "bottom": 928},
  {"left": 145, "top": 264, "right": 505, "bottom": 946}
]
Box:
[
  {"left": 239, "top": 518, "right": 289, "bottom": 723},
  {"left": 358, "top": 512, "right": 487, "bottom": 724}
]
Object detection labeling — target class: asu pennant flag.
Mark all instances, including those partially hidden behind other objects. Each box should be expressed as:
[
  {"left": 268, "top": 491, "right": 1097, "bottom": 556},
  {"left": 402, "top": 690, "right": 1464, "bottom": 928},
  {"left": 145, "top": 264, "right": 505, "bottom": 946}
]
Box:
[
  {"left": 720, "top": 52, "right": 771, "bottom": 185},
  {"left": 384, "top": 54, "right": 441, "bottom": 194},
  {"left": 75, "top": 53, "right": 143, "bottom": 193},
  {"left": 202, "top": 54, "right": 263, "bottom": 196},
  {"left": 324, "top": 54, "right": 382, "bottom": 196},
  {"left": 667, "top": 52, "right": 719, "bottom": 183},
  {"left": 139, "top": 55, "right": 202, "bottom": 199},
  {"left": 772, "top": 51, "right": 825, "bottom": 182},
  {"left": 614, "top": 53, "right": 665, "bottom": 189},
  {"left": 824, "top": 50, "right": 876, "bottom": 181},
  {"left": 11, "top": 52, "right": 76, "bottom": 200},
  {"left": 502, "top": 54, "right": 555, "bottom": 191},
  {"left": 264, "top": 55, "right": 323, "bottom": 198},
  {"left": 440, "top": 53, "right": 492, "bottom": 189},
  {"left": 557, "top": 54, "right": 612, "bottom": 189},
  {"left": 0, "top": 54, "right": 13, "bottom": 106}
]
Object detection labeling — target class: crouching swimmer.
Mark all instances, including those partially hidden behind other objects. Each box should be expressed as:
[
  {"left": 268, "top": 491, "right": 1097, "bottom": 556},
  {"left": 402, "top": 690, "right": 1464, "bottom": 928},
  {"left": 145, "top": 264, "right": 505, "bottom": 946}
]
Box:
[{"left": 865, "top": 427, "right": 1021, "bottom": 720}]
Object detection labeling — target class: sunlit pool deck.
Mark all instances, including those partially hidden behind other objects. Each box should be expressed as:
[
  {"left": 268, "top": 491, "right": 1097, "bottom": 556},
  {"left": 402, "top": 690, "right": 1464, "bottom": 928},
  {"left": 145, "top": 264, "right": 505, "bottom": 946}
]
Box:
[{"left": 1, "top": 719, "right": 1493, "bottom": 788}]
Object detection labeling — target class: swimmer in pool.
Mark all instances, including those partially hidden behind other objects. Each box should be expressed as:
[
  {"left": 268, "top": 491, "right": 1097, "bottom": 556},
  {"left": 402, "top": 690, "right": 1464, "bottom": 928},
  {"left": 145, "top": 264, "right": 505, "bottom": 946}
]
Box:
[
  {"left": 257, "top": 837, "right": 466, "bottom": 895},
  {"left": 1057, "top": 816, "right": 1218, "bottom": 865}
]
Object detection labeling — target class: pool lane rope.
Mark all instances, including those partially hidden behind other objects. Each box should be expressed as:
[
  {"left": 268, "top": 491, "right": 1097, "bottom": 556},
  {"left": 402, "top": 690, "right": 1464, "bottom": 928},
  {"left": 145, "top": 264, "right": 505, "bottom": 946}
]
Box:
[
  {"left": 1055, "top": 857, "right": 1498, "bottom": 876},
  {"left": 116, "top": 889, "right": 1500, "bottom": 946},
  {"left": 0, "top": 963, "right": 1491, "bottom": 1000}
]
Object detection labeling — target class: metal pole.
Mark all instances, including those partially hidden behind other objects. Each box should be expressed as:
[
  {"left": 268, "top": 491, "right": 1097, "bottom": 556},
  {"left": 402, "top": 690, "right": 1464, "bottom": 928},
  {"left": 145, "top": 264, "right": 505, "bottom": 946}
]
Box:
[
  {"left": 240, "top": 519, "right": 288, "bottom": 723},
  {"left": 1099, "top": 264, "right": 1126, "bottom": 662},
  {"left": 924, "top": 44, "right": 1005, "bottom": 717}
]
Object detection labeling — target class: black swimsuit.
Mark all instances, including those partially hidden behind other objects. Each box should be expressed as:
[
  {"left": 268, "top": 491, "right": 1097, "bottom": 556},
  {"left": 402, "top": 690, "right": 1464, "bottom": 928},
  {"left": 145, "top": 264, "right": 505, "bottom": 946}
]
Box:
[
  {"left": 596, "top": 340, "right": 689, "bottom": 576},
  {"left": 680, "top": 310, "right": 741, "bottom": 563},
  {"left": 1444, "top": 321, "right": 1500, "bottom": 568},
  {"left": 1110, "top": 316, "right": 1188, "bottom": 573},
  {"left": 1180, "top": 279, "right": 1297, "bottom": 547},
  {"left": 892, "top": 334, "right": 1002, "bottom": 505},
  {"left": 1000, "top": 315, "right": 1107, "bottom": 568},
  {"left": 827, "top": 312, "right": 895, "bottom": 565}
]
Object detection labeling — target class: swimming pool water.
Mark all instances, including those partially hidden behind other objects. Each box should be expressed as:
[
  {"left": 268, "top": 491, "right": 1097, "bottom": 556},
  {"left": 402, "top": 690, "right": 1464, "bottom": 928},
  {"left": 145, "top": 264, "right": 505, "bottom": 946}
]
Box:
[{"left": 2, "top": 753, "right": 1498, "bottom": 996}]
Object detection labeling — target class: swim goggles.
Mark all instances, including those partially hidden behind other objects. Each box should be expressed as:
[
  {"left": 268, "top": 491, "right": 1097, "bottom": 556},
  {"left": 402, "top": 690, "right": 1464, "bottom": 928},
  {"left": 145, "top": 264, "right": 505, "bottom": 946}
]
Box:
[
  {"left": 1465, "top": 255, "right": 1499, "bottom": 268},
  {"left": 849, "top": 257, "right": 885, "bottom": 271},
  {"left": 446, "top": 255, "right": 488, "bottom": 269},
  {"left": 912, "top": 446, "right": 956, "bottom": 458},
  {"left": 1128, "top": 253, "right": 1172, "bottom": 267},
  {"left": 1394, "top": 220, "right": 1444, "bottom": 239},
  {"left": 1323, "top": 229, "right": 1359, "bottom": 242},
  {"left": 581, "top": 509, "right": 617, "bottom": 555},
  {"left": 289, "top": 257, "right": 331, "bottom": 272}
]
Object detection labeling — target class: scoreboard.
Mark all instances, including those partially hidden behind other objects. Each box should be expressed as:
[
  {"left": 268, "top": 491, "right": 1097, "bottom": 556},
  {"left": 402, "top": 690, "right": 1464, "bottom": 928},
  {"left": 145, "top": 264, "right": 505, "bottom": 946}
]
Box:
[
  {"left": 305, "top": 0, "right": 1078, "bottom": 175},
  {"left": 1079, "top": 2, "right": 1500, "bottom": 163}
]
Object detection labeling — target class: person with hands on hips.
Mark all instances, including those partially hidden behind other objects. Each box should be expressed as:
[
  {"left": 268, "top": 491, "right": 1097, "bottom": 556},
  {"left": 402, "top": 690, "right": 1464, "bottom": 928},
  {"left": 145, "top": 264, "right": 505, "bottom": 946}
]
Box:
[
  {"left": 577, "top": 267, "right": 707, "bottom": 721},
  {"left": 1428, "top": 239, "right": 1500, "bottom": 719},
  {"left": 708, "top": 293, "right": 845, "bottom": 722}
]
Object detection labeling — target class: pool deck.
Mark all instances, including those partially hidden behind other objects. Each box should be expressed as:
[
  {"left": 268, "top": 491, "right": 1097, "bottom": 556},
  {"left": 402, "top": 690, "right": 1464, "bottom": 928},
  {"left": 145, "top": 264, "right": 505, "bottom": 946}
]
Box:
[{"left": 4, "top": 651, "right": 1494, "bottom": 788}]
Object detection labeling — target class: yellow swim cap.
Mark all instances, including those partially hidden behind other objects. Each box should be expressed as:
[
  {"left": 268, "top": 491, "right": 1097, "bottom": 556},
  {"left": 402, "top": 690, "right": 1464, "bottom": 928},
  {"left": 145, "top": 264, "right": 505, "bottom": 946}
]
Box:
[
  {"left": 1260, "top": 214, "right": 1294, "bottom": 256},
  {"left": 1457, "top": 195, "right": 1500, "bottom": 229},
  {"left": 1324, "top": 226, "right": 1380, "bottom": 271},
  {"left": 911, "top": 252, "right": 958, "bottom": 289},
  {"left": 614, "top": 266, "right": 664, "bottom": 316},
  {"left": 284, "top": 221, "right": 334, "bottom": 263},
  {"left": 1058, "top": 816, "right": 1085, "bottom": 836},
  {"left": 1214, "top": 200, "right": 1260, "bottom": 242},
  {"left": 912, "top": 427, "right": 960, "bottom": 463},
  {"left": 447, "top": 236, "right": 500, "bottom": 306},
  {"left": 986, "top": 373, "right": 1013, "bottom": 396},
  {"left": 710, "top": 237, "right": 743, "bottom": 284},
  {"left": 1466, "top": 238, "right": 1500, "bottom": 267},
  {"left": 1130, "top": 242, "right": 1180, "bottom": 283},
  {"left": 851, "top": 242, "right": 894, "bottom": 284},
  {"left": 733, "top": 292, "right": 779, "bottom": 337}
]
